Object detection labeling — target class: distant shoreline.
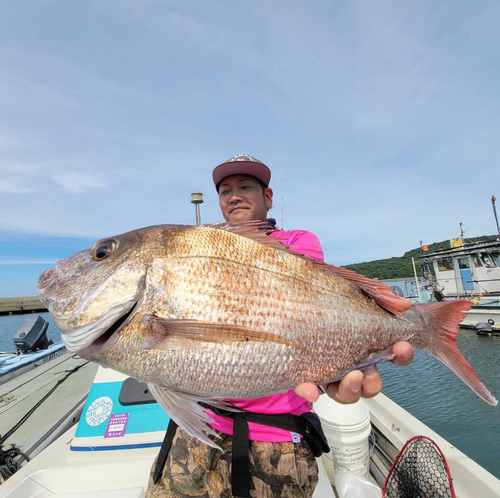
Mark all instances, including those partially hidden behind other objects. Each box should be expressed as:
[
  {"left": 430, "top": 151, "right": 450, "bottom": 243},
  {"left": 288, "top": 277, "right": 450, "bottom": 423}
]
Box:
[{"left": 0, "top": 297, "right": 47, "bottom": 316}]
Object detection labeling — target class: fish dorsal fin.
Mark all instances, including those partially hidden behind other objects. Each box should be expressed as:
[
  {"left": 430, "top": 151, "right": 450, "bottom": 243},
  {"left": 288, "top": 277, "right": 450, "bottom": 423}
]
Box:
[
  {"left": 209, "top": 221, "right": 410, "bottom": 317},
  {"left": 207, "top": 221, "right": 287, "bottom": 251},
  {"left": 149, "top": 384, "right": 237, "bottom": 449},
  {"left": 320, "top": 264, "right": 411, "bottom": 317}
]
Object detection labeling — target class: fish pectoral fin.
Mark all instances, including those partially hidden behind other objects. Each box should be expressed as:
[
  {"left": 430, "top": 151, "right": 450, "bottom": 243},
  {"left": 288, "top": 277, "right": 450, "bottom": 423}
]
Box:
[
  {"left": 148, "top": 384, "right": 236, "bottom": 449},
  {"left": 322, "top": 264, "right": 411, "bottom": 317},
  {"left": 144, "top": 316, "right": 297, "bottom": 350}
]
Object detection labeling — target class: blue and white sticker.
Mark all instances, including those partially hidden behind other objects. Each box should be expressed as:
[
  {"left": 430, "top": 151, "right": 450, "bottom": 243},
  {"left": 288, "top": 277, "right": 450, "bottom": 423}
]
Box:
[
  {"left": 291, "top": 432, "right": 301, "bottom": 443},
  {"left": 85, "top": 396, "right": 113, "bottom": 426}
]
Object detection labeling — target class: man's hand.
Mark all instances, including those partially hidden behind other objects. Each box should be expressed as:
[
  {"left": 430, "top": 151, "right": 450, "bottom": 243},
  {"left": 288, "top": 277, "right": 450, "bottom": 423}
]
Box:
[{"left": 294, "top": 342, "right": 414, "bottom": 404}]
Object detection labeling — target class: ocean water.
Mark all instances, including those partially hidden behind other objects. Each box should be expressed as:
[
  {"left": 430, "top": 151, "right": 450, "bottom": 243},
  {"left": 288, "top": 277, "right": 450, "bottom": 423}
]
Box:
[
  {"left": 1, "top": 315, "right": 499, "bottom": 480},
  {"left": 378, "top": 329, "right": 500, "bottom": 479}
]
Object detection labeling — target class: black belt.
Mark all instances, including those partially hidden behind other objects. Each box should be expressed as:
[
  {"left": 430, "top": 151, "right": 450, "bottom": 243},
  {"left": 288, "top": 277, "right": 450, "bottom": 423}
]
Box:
[{"left": 153, "top": 406, "right": 329, "bottom": 498}]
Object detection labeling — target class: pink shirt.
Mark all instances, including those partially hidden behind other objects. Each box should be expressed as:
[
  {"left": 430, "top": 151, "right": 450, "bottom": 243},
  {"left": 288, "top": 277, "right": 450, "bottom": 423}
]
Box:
[{"left": 208, "top": 229, "right": 325, "bottom": 442}]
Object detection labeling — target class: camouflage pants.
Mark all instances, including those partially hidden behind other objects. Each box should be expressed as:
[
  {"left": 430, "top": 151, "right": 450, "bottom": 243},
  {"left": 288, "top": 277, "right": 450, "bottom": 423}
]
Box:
[{"left": 145, "top": 427, "right": 319, "bottom": 498}]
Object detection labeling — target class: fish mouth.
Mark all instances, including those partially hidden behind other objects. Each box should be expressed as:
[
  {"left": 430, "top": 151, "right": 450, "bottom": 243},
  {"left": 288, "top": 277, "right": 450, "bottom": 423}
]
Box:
[
  {"left": 57, "top": 272, "right": 147, "bottom": 353},
  {"left": 80, "top": 298, "right": 141, "bottom": 356},
  {"left": 95, "top": 300, "right": 138, "bottom": 345}
]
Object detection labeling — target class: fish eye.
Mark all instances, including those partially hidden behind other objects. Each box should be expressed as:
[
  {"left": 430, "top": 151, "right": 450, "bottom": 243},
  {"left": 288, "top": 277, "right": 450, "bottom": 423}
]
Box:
[{"left": 92, "top": 239, "right": 118, "bottom": 261}]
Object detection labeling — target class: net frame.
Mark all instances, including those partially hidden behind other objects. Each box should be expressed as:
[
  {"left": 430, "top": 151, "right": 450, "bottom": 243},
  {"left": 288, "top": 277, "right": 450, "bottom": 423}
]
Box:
[{"left": 383, "top": 435, "right": 456, "bottom": 498}]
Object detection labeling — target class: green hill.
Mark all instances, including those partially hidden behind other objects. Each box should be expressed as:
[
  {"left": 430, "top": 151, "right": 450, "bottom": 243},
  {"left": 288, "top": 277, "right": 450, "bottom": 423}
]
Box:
[{"left": 343, "top": 235, "right": 499, "bottom": 280}]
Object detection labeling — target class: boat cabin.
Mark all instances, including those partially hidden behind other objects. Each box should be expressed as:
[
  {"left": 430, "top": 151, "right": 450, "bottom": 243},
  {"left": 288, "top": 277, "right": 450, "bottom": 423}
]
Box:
[{"left": 420, "top": 240, "right": 500, "bottom": 298}]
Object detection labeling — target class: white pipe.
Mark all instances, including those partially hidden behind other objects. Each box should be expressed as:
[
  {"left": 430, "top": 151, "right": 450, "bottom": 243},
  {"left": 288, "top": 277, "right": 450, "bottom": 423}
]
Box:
[{"left": 412, "top": 257, "right": 423, "bottom": 303}]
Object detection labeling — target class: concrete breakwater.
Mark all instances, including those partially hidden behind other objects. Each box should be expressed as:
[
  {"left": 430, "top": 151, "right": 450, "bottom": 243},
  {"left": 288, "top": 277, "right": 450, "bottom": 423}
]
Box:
[{"left": 0, "top": 296, "right": 47, "bottom": 316}]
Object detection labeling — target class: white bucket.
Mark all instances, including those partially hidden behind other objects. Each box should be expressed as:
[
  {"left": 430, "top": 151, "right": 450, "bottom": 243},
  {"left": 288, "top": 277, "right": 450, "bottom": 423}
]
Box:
[{"left": 313, "top": 396, "right": 372, "bottom": 484}]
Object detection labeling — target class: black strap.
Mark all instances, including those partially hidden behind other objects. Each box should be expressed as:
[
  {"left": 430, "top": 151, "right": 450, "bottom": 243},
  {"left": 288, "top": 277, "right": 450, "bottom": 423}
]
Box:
[
  {"left": 152, "top": 418, "right": 178, "bottom": 484},
  {"left": 232, "top": 413, "right": 251, "bottom": 497},
  {"left": 225, "top": 410, "right": 329, "bottom": 497},
  {"left": 236, "top": 412, "right": 302, "bottom": 433}
]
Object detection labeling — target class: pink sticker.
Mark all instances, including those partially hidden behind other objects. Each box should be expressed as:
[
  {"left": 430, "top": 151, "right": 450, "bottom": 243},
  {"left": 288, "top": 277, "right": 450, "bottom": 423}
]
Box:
[{"left": 104, "top": 413, "right": 129, "bottom": 438}]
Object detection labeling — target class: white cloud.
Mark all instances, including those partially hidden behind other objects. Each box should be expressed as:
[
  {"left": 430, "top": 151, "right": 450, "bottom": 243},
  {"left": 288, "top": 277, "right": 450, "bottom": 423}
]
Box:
[
  {"left": 49, "top": 170, "right": 106, "bottom": 193},
  {"left": 0, "top": 162, "right": 42, "bottom": 173},
  {"left": 0, "top": 179, "right": 33, "bottom": 194}
]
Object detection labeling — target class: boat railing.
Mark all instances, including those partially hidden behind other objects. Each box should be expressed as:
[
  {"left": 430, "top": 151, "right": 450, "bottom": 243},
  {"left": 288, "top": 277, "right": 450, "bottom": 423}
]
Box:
[{"left": 369, "top": 423, "right": 399, "bottom": 488}]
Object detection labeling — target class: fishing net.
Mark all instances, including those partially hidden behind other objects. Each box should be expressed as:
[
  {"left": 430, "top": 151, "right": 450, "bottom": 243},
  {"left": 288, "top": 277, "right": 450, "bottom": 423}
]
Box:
[
  {"left": 0, "top": 443, "right": 29, "bottom": 483},
  {"left": 383, "top": 435, "right": 455, "bottom": 498}
]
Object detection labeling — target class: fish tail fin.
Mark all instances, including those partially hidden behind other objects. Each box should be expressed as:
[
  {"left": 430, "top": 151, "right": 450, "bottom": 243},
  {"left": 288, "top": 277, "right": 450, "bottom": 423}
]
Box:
[{"left": 414, "top": 300, "right": 498, "bottom": 406}]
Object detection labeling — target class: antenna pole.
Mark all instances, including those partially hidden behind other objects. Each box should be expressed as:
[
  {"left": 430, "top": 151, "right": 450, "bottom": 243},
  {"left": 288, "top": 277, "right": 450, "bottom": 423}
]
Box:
[
  {"left": 412, "top": 257, "right": 423, "bottom": 303},
  {"left": 281, "top": 136, "right": 285, "bottom": 229},
  {"left": 492, "top": 195, "right": 500, "bottom": 241}
]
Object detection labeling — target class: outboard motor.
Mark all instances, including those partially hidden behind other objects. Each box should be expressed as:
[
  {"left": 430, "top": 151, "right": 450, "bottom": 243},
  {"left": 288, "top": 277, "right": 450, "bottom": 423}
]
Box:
[
  {"left": 474, "top": 321, "right": 493, "bottom": 336},
  {"left": 13, "top": 315, "right": 52, "bottom": 352}
]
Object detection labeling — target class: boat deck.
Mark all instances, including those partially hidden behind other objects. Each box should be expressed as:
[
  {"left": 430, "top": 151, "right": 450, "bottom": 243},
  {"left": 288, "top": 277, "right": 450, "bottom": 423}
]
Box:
[{"left": 0, "top": 352, "right": 98, "bottom": 460}]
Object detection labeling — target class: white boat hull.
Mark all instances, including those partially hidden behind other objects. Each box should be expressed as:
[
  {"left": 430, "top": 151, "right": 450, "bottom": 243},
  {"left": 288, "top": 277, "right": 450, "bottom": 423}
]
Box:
[
  {"left": 0, "top": 343, "right": 66, "bottom": 385},
  {"left": 461, "top": 305, "right": 500, "bottom": 331}
]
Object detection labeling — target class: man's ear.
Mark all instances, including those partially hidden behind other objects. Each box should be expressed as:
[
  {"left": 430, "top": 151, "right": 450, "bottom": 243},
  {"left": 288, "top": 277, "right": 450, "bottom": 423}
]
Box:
[{"left": 265, "top": 187, "right": 273, "bottom": 210}]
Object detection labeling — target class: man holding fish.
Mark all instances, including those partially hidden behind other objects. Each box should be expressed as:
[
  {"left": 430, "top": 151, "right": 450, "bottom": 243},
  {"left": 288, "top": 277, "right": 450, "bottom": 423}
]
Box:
[
  {"left": 146, "top": 154, "right": 416, "bottom": 497},
  {"left": 39, "top": 153, "right": 494, "bottom": 497}
]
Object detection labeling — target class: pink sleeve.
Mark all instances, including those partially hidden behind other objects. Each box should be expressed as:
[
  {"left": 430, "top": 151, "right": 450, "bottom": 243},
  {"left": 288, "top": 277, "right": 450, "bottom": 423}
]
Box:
[{"left": 269, "top": 230, "right": 324, "bottom": 262}]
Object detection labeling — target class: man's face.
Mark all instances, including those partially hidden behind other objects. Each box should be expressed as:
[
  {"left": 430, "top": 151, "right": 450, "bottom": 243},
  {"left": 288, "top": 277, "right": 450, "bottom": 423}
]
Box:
[{"left": 218, "top": 175, "right": 273, "bottom": 222}]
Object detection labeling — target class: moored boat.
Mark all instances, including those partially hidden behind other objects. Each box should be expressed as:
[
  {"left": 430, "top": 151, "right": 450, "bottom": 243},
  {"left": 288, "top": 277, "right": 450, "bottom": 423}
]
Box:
[
  {"left": 420, "top": 239, "right": 500, "bottom": 299},
  {"left": 417, "top": 240, "right": 500, "bottom": 331},
  {"left": 0, "top": 343, "right": 66, "bottom": 385},
  {"left": 0, "top": 316, "right": 66, "bottom": 385},
  {"left": 458, "top": 296, "right": 500, "bottom": 333}
]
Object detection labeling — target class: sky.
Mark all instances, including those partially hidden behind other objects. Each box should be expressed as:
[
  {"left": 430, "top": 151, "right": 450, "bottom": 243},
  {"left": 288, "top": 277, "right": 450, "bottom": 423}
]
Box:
[{"left": 1, "top": 0, "right": 499, "bottom": 297}]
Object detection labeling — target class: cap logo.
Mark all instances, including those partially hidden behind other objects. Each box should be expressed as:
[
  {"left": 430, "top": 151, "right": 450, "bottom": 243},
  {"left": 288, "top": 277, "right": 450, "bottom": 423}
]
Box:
[{"left": 224, "top": 153, "right": 263, "bottom": 164}]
